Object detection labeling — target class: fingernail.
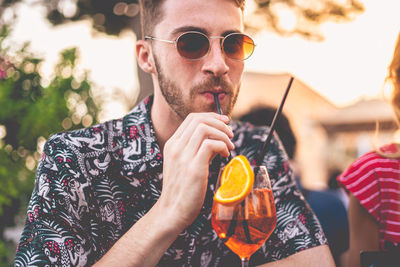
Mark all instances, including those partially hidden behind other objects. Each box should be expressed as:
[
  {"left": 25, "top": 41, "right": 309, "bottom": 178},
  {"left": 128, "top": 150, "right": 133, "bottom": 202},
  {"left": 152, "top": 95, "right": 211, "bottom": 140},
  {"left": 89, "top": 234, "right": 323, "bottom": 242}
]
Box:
[
  {"left": 221, "top": 115, "right": 229, "bottom": 121},
  {"left": 230, "top": 140, "right": 235, "bottom": 149},
  {"left": 228, "top": 129, "right": 234, "bottom": 138}
]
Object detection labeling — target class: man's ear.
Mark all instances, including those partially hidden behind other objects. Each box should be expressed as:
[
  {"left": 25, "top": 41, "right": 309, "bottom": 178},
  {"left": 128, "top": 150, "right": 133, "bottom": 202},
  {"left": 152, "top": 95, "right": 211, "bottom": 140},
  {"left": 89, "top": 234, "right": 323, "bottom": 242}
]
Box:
[{"left": 136, "top": 40, "right": 155, "bottom": 74}]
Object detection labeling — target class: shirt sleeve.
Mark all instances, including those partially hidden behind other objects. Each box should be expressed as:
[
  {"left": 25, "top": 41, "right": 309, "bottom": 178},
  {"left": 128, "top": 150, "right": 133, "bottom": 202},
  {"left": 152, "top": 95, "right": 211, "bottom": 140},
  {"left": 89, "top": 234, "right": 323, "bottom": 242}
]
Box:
[
  {"left": 237, "top": 124, "right": 328, "bottom": 263},
  {"left": 15, "top": 135, "right": 96, "bottom": 266},
  {"left": 337, "top": 152, "right": 380, "bottom": 220}
]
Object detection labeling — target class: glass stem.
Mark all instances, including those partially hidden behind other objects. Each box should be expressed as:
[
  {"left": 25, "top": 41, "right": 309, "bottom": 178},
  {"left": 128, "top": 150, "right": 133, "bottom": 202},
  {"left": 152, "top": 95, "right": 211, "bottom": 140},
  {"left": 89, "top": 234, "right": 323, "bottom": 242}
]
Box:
[{"left": 241, "top": 257, "right": 249, "bottom": 267}]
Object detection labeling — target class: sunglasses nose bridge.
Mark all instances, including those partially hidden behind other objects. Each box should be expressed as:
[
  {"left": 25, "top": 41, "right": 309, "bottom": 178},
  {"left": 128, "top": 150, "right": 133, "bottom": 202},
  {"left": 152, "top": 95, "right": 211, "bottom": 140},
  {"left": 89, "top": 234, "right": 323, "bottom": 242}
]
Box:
[
  {"left": 206, "top": 37, "right": 228, "bottom": 62},
  {"left": 208, "top": 36, "right": 225, "bottom": 52}
]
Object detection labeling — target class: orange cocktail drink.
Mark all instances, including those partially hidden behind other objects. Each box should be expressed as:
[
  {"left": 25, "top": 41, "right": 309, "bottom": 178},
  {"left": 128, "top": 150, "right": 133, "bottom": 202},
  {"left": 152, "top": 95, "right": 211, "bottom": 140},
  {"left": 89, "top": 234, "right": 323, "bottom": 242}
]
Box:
[{"left": 212, "top": 157, "right": 277, "bottom": 266}]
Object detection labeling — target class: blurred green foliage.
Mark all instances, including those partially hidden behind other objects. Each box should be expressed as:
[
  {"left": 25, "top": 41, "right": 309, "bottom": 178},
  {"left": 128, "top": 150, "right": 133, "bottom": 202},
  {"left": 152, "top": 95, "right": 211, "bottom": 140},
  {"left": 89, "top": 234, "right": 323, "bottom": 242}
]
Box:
[{"left": 0, "top": 25, "right": 100, "bottom": 265}]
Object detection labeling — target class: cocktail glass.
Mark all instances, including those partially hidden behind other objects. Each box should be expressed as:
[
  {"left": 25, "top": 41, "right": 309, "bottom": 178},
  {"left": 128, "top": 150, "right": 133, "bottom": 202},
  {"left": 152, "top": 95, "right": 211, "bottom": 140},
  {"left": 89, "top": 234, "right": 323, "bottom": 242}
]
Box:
[{"left": 212, "top": 165, "right": 277, "bottom": 267}]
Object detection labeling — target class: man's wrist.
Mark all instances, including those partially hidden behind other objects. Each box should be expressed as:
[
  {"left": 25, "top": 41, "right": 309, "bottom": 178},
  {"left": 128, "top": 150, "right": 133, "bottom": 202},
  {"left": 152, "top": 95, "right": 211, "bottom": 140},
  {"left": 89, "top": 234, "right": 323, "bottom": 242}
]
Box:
[{"left": 152, "top": 196, "right": 191, "bottom": 235}]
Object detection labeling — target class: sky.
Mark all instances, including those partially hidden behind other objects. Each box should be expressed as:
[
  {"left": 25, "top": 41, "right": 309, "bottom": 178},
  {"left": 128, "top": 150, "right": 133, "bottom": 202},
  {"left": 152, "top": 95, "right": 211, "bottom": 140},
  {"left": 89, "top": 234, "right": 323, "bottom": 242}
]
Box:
[
  {"left": 6, "top": 0, "right": 400, "bottom": 120},
  {"left": 246, "top": 0, "right": 400, "bottom": 106}
]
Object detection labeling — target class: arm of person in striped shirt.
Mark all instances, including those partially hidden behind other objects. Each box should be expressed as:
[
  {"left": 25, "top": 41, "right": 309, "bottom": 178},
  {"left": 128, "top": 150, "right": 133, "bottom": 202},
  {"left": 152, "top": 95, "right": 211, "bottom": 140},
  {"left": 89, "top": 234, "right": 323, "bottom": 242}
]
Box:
[{"left": 345, "top": 194, "right": 379, "bottom": 267}]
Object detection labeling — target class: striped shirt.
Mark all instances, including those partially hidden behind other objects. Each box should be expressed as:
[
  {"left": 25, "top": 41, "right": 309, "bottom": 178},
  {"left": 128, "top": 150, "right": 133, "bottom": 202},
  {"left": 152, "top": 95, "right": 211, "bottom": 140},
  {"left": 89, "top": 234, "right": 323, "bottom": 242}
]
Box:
[{"left": 338, "top": 143, "right": 400, "bottom": 249}]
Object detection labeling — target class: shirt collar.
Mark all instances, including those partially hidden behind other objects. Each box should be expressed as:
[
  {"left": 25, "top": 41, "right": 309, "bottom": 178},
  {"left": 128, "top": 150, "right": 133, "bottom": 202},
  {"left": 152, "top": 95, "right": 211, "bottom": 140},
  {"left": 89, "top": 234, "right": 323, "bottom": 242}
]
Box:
[{"left": 120, "top": 96, "right": 163, "bottom": 176}]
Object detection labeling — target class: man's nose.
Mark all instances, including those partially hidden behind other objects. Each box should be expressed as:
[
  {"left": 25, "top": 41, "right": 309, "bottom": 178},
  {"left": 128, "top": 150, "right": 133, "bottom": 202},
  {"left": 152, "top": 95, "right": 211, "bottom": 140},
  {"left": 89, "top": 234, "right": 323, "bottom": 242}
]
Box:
[{"left": 201, "top": 40, "right": 229, "bottom": 77}]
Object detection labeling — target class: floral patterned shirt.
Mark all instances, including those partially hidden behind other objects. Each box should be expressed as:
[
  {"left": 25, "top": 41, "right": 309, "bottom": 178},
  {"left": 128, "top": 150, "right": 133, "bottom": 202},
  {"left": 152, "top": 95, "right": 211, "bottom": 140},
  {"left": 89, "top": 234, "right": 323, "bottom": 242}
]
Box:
[{"left": 15, "top": 97, "right": 327, "bottom": 266}]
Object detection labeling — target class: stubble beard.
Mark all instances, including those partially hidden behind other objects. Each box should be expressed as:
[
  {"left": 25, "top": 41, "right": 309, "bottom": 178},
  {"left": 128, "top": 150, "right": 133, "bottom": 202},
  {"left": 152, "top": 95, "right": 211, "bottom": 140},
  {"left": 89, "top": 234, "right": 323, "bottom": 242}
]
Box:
[{"left": 153, "top": 56, "right": 240, "bottom": 120}]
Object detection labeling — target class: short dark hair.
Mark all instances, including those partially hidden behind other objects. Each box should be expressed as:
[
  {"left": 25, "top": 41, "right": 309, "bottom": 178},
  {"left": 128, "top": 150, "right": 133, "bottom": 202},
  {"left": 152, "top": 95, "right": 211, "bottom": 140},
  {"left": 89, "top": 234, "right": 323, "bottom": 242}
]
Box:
[{"left": 138, "top": 0, "right": 246, "bottom": 38}]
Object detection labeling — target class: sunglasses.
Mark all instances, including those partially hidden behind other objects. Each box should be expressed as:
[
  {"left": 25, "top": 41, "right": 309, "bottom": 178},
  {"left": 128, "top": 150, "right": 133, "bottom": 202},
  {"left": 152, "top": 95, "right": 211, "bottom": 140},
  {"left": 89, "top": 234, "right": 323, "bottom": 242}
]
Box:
[{"left": 145, "top": 31, "right": 255, "bottom": 61}]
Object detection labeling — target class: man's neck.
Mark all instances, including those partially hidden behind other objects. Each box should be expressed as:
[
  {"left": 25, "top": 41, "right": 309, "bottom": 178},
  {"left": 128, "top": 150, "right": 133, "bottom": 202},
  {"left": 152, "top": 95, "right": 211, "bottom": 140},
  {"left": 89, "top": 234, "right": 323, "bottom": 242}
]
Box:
[{"left": 150, "top": 93, "right": 183, "bottom": 153}]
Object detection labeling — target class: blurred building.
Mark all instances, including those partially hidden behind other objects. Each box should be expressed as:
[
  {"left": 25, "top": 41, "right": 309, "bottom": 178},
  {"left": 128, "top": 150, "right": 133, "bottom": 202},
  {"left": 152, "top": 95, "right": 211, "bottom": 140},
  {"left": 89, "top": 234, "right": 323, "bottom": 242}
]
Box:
[
  {"left": 234, "top": 71, "right": 397, "bottom": 189},
  {"left": 319, "top": 98, "right": 397, "bottom": 183}
]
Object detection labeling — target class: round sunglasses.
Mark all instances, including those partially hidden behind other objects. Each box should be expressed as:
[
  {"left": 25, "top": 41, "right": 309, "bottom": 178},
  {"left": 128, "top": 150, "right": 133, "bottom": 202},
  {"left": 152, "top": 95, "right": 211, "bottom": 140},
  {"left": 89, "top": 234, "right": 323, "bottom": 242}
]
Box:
[{"left": 145, "top": 31, "right": 255, "bottom": 61}]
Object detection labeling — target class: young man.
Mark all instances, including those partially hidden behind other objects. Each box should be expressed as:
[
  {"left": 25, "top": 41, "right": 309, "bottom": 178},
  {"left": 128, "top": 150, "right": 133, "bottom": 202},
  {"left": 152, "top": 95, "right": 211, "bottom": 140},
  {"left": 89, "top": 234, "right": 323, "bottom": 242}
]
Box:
[{"left": 15, "top": 0, "right": 335, "bottom": 266}]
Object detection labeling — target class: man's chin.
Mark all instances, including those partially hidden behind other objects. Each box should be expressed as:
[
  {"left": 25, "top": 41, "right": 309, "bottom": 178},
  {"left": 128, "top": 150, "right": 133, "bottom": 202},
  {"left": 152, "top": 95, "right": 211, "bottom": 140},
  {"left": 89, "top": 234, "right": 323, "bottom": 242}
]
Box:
[{"left": 190, "top": 104, "right": 218, "bottom": 114}]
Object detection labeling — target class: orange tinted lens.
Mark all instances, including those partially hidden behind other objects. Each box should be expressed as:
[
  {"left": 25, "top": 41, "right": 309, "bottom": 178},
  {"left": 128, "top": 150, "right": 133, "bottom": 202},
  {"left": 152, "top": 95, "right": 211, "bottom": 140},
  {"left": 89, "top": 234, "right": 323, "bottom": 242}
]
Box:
[
  {"left": 223, "top": 34, "right": 255, "bottom": 60},
  {"left": 177, "top": 32, "right": 210, "bottom": 59}
]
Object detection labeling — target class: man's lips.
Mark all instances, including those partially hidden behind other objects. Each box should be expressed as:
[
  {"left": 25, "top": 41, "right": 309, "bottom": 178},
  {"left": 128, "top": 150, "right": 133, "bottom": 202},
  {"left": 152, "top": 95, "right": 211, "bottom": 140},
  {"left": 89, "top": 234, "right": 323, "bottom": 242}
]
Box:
[{"left": 201, "top": 91, "right": 227, "bottom": 102}]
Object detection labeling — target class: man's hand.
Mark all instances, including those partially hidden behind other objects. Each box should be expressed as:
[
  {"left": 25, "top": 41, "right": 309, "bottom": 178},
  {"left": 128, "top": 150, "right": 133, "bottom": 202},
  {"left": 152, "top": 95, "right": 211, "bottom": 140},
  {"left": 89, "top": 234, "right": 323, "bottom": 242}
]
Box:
[{"left": 159, "top": 112, "right": 234, "bottom": 230}]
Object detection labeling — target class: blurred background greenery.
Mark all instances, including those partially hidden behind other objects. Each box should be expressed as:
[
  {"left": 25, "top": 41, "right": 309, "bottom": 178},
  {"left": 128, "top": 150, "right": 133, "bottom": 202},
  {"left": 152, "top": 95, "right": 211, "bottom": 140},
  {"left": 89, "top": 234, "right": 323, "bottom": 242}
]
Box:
[
  {"left": 0, "top": 25, "right": 100, "bottom": 265},
  {"left": 0, "top": 0, "right": 365, "bottom": 265}
]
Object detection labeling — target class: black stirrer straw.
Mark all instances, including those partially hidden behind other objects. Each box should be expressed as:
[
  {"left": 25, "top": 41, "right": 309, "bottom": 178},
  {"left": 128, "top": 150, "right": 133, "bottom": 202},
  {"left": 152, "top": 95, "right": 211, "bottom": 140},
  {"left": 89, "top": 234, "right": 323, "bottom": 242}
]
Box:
[
  {"left": 214, "top": 93, "right": 253, "bottom": 243},
  {"left": 213, "top": 94, "right": 223, "bottom": 172},
  {"left": 255, "top": 76, "right": 294, "bottom": 166},
  {"left": 214, "top": 94, "right": 222, "bottom": 115},
  {"left": 213, "top": 93, "right": 230, "bottom": 159}
]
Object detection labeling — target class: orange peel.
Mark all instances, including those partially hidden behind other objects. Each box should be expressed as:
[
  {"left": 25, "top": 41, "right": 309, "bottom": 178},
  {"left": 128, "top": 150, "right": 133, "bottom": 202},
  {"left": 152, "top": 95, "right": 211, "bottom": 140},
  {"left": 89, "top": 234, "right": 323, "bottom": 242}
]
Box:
[{"left": 214, "top": 155, "right": 254, "bottom": 205}]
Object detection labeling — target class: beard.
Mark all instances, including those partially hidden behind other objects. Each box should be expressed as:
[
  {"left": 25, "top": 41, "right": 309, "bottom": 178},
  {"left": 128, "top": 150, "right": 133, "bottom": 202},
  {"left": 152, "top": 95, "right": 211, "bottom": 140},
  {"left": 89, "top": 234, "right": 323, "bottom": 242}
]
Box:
[{"left": 153, "top": 55, "right": 240, "bottom": 120}]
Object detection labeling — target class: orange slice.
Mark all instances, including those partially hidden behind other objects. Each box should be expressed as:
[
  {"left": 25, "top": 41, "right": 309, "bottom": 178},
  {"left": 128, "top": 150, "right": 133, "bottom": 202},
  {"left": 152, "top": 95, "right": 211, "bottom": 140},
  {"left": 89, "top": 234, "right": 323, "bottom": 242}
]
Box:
[{"left": 214, "top": 155, "right": 254, "bottom": 205}]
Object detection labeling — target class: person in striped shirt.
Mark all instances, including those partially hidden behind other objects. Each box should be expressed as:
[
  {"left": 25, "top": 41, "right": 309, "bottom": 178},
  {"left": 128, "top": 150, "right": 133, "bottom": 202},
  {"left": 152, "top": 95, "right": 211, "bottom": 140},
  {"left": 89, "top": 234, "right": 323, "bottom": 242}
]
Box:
[{"left": 337, "top": 32, "right": 400, "bottom": 267}]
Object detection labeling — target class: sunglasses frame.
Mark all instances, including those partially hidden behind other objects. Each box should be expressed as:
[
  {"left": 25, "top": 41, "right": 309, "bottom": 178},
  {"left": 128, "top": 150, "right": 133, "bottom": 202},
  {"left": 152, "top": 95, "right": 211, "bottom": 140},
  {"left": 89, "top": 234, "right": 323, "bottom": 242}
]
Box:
[{"left": 145, "top": 31, "right": 255, "bottom": 61}]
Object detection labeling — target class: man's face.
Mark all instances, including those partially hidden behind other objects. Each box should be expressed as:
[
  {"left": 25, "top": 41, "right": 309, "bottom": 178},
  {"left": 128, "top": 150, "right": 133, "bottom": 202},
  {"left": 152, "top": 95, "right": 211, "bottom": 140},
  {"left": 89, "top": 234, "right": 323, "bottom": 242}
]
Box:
[{"left": 150, "top": 0, "right": 245, "bottom": 119}]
